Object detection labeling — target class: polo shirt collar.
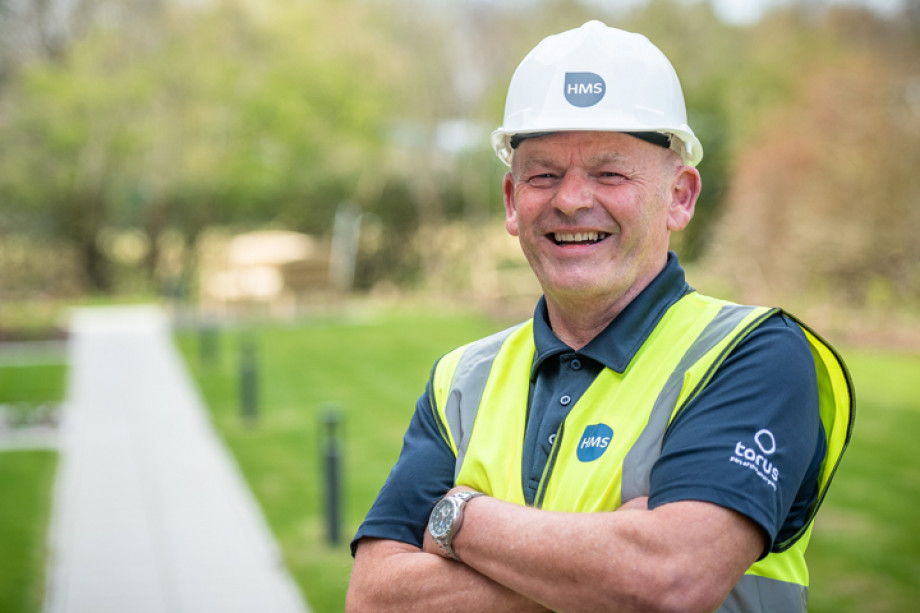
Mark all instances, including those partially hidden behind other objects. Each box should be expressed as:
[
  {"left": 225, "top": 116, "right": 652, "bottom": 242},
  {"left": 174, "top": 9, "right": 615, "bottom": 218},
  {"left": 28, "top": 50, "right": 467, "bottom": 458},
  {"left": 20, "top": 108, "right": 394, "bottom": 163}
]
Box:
[{"left": 531, "top": 252, "right": 691, "bottom": 378}]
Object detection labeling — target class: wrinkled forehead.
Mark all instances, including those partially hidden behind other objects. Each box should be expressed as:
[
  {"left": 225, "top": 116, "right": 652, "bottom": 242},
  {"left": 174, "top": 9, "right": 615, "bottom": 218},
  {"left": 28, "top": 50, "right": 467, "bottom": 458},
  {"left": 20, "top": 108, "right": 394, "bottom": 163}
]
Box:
[{"left": 511, "top": 130, "right": 676, "bottom": 173}]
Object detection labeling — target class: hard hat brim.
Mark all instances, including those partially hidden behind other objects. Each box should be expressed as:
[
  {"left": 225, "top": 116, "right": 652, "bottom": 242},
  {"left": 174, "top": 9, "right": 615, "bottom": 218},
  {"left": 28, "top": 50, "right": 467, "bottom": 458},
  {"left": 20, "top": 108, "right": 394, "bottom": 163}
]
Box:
[{"left": 491, "top": 127, "right": 703, "bottom": 168}]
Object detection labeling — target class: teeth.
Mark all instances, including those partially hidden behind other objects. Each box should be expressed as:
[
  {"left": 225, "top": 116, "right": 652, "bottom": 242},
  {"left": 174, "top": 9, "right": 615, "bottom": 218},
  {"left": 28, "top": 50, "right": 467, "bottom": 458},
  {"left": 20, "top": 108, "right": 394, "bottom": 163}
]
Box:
[{"left": 554, "top": 232, "right": 607, "bottom": 244}]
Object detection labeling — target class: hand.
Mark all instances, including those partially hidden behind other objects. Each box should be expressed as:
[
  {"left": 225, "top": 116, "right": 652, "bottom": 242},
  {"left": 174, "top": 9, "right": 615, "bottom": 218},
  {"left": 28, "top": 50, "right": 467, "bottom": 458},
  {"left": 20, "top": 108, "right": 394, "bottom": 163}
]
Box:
[{"left": 422, "top": 516, "right": 440, "bottom": 557}]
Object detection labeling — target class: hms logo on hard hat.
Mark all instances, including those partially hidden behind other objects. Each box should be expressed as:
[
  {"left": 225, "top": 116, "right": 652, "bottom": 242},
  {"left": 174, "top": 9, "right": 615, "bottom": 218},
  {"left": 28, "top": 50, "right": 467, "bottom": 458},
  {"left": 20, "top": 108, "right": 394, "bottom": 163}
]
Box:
[{"left": 564, "top": 72, "right": 606, "bottom": 107}]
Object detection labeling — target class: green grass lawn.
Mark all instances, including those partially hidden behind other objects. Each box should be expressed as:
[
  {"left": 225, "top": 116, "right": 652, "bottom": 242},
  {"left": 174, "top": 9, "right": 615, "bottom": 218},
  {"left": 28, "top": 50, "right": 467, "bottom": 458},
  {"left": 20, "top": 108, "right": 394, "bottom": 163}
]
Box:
[
  {"left": 806, "top": 348, "right": 920, "bottom": 613},
  {"left": 0, "top": 451, "right": 58, "bottom": 613},
  {"left": 0, "top": 363, "right": 67, "bottom": 405},
  {"left": 175, "top": 308, "right": 919, "bottom": 613},
  {"left": 0, "top": 359, "right": 65, "bottom": 613}
]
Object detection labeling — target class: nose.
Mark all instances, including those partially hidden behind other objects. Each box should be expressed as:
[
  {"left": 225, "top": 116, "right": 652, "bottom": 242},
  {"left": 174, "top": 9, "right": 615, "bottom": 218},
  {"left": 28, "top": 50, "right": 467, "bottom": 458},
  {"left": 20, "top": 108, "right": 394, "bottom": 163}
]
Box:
[{"left": 552, "top": 171, "right": 594, "bottom": 216}]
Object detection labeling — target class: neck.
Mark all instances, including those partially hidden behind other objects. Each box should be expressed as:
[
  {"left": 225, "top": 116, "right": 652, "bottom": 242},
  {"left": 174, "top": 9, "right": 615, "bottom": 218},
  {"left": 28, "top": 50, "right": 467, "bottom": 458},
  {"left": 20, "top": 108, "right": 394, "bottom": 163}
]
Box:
[
  {"left": 543, "top": 289, "right": 636, "bottom": 350},
  {"left": 542, "top": 260, "right": 668, "bottom": 350}
]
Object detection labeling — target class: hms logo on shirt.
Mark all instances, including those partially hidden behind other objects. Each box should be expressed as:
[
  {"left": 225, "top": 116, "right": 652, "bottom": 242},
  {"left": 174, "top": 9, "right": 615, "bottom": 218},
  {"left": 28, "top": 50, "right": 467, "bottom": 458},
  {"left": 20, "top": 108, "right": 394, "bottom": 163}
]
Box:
[
  {"left": 577, "top": 423, "right": 614, "bottom": 462},
  {"left": 729, "top": 429, "right": 780, "bottom": 491}
]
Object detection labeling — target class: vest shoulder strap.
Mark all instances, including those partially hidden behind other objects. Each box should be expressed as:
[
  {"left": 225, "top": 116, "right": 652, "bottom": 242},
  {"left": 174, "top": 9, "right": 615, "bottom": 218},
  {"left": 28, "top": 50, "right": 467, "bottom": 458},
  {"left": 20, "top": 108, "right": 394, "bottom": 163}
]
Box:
[
  {"left": 621, "top": 302, "right": 775, "bottom": 500},
  {"left": 430, "top": 322, "right": 529, "bottom": 481}
]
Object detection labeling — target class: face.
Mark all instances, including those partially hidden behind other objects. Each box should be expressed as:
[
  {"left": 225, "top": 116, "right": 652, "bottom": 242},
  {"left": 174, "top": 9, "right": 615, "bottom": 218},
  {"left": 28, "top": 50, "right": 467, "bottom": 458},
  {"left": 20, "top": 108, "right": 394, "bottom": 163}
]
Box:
[{"left": 503, "top": 131, "right": 700, "bottom": 313}]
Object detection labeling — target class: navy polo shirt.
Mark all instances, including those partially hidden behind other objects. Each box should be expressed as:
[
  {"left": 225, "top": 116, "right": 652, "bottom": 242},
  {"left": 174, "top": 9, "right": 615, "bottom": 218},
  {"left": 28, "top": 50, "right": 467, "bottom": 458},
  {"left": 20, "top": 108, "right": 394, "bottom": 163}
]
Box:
[
  {"left": 352, "top": 254, "right": 825, "bottom": 557},
  {"left": 523, "top": 253, "right": 691, "bottom": 505}
]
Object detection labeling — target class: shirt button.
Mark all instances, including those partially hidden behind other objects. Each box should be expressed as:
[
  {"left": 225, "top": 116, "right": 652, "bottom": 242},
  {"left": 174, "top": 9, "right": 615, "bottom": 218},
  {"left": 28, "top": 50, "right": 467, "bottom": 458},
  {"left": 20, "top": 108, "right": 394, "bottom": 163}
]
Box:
[
  {"left": 571, "top": 359, "right": 582, "bottom": 371},
  {"left": 560, "top": 395, "right": 571, "bottom": 406}
]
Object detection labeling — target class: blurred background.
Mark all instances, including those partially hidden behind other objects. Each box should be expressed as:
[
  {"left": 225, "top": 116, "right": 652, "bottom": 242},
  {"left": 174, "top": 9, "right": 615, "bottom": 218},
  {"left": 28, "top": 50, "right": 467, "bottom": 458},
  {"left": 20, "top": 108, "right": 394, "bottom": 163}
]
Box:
[
  {"left": 0, "top": 0, "right": 917, "bottom": 330},
  {"left": 0, "top": 0, "right": 918, "bottom": 612}
]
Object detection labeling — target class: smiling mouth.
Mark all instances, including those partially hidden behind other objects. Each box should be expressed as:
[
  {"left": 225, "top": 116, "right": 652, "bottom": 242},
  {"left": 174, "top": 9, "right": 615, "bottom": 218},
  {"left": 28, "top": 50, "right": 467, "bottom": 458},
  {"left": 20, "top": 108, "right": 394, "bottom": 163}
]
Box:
[{"left": 552, "top": 231, "right": 609, "bottom": 246}]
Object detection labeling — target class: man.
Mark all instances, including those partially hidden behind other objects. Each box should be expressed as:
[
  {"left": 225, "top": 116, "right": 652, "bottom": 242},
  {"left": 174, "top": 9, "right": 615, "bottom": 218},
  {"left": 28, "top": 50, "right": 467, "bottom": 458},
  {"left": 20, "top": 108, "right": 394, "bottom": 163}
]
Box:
[{"left": 347, "top": 21, "right": 853, "bottom": 613}]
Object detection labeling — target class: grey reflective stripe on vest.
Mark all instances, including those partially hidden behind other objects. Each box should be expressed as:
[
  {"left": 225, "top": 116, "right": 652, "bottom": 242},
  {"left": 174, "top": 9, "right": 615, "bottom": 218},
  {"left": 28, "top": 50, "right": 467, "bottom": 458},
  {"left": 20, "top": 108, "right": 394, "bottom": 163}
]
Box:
[
  {"left": 621, "top": 304, "right": 768, "bottom": 501},
  {"left": 618, "top": 304, "right": 807, "bottom": 613},
  {"left": 444, "top": 323, "right": 526, "bottom": 482},
  {"left": 716, "top": 575, "right": 808, "bottom": 612}
]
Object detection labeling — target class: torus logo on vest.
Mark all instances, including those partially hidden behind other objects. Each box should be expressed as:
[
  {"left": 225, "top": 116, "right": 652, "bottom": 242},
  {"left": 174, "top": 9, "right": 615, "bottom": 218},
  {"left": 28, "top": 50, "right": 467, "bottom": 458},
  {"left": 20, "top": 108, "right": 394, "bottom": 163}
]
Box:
[
  {"left": 577, "top": 423, "right": 614, "bottom": 462},
  {"left": 564, "top": 72, "right": 606, "bottom": 107},
  {"left": 729, "top": 429, "right": 780, "bottom": 491}
]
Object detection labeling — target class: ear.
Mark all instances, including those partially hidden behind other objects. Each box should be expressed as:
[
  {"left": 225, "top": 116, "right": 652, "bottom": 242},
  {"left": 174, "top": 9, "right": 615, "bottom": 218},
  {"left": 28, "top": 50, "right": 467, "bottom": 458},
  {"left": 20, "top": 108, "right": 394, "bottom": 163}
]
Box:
[
  {"left": 502, "top": 172, "right": 520, "bottom": 237},
  {"left": 666, "top": 165, "right": 701, "bottom": 232}
]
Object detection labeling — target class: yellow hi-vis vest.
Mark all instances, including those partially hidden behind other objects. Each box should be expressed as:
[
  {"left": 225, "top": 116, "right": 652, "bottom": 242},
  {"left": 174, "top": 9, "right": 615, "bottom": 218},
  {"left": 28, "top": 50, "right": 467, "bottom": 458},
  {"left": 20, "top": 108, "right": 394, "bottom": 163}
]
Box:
[{"left": 428, "top": 292, "right": 854, "bottom": 613}]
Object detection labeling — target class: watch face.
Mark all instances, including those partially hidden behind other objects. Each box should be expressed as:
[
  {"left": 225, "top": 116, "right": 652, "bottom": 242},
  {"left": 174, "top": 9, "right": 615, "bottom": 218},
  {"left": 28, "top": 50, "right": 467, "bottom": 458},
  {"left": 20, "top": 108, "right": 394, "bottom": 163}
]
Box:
[{"left": 429, "top": 498, "right": 455, "bottom": 539}]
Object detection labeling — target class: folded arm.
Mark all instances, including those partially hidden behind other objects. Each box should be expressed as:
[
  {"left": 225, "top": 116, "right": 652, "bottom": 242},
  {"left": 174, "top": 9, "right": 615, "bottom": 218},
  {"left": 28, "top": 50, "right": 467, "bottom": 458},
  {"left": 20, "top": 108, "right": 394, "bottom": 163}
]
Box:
[
  {"left": 348, "top": 492, "right": 762, "bottom": 613},
  {"left": 347, "top": 537, "right": 551, "bottom": 612},
  {"left": 442, "top": 494, "right": 762, "bottom": 613}
]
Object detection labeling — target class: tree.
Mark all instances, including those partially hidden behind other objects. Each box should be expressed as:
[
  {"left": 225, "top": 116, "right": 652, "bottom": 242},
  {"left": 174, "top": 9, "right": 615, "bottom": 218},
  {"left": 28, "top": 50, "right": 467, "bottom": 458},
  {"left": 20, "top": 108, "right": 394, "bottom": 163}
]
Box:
[
  {"left": 703, "top": 6, "right": 920, "bottom": 312},
  {"left": 0, "top": 0, "right": 404, "bottom": 293},
  {"left": 621, "top": 0, "right": 742, "bottom": 262}
]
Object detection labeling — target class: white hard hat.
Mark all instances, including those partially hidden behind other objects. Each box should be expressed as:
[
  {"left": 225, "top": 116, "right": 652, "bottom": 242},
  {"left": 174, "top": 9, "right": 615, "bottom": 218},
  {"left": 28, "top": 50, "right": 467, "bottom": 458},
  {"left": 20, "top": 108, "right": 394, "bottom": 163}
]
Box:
[{"left": 491, "top": 20, "right": 703, "bottom": 167}]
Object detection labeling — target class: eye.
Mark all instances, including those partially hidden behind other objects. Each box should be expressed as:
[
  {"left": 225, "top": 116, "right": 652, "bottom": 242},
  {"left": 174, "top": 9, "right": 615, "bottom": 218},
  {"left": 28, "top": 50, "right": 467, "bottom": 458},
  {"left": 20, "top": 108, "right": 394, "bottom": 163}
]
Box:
[
  {"left": 596, "top": 170, "right": 627, "bottom": 185},
  {"left": 525, "top": 172, "right": 559, "bottom": 188}
]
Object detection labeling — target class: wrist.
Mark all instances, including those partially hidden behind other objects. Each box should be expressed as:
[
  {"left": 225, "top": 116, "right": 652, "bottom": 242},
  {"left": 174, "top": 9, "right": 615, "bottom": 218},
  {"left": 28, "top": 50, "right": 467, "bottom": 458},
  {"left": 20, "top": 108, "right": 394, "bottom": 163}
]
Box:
[{"left": 428, "top": 490, "right": 485, "bottom": 561}]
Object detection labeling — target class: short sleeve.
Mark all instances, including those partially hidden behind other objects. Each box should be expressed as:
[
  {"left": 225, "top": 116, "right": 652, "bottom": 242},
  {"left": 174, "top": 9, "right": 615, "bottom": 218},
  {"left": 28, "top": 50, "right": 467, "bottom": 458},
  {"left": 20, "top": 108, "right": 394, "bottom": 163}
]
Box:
[
  {"left": 648, "top": 314, "right": 826, "bottom": 554},
  {"left": 350, "top": 380, "right": 456, "bottom": 556}
]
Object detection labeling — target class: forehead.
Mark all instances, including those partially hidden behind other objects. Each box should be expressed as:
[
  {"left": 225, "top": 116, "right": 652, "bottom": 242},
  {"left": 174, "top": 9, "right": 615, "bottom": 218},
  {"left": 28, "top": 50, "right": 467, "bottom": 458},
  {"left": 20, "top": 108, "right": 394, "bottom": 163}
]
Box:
[{"left": 512, "top": 131, "right": 662, "bottom": 169}]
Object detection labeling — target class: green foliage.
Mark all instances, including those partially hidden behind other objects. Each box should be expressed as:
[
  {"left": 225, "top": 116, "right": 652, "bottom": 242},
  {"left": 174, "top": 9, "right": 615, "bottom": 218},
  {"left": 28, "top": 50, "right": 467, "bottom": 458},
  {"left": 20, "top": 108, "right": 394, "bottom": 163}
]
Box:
[
  {"left": 621, "top": 1, "right": 742, "bottom": 261},
  {"left": 178, "top": 309, "right": 920, "bottom": 613},
  {"left": 353, "top": 179, "right": 423, "bottom": 289},
  {"left": 0, "top": 0, "right": 405, "bottom": 293},
  {"left": 0, "top": 451, "right": 58, "bottom": 613},
  {"left": 701, "top": 6, "right": 920, "bottom": 310},
  {"left": 1, "top": 0, "right": 918, "bottom": 314}
]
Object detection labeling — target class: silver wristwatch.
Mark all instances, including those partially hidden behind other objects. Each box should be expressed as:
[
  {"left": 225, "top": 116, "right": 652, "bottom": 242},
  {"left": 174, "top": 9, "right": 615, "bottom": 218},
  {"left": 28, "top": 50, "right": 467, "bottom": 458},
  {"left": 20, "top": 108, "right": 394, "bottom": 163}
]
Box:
[{"left": 428, "top": 491, "right": 485, "bottom": 561}]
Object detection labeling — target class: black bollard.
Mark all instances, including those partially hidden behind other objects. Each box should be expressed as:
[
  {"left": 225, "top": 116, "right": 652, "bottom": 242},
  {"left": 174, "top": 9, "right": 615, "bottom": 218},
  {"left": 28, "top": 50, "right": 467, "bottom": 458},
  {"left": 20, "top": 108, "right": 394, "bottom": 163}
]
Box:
[
  {"left": 198, "top": 321, "right": 220, "bottom": 367},
  {"left": 322, "top": 406, "right": 343, "bottom": 546},
  {"left": 239, "top": 336, "right": 259, "bottom": 424}
]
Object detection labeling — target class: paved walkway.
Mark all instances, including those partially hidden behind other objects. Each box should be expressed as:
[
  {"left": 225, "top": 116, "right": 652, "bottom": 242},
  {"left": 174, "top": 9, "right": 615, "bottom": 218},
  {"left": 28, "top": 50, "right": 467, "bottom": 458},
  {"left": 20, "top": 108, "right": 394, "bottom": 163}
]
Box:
[{"left": 43, "top": 306, "right": 310, "bottom": 613}]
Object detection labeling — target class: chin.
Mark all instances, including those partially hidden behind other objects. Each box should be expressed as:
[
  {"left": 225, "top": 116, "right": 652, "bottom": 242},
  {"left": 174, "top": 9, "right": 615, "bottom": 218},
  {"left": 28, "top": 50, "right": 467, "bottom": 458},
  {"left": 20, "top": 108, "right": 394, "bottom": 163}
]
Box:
[{"left": 544, "top": 279, "right": 615, "bottom": 301}]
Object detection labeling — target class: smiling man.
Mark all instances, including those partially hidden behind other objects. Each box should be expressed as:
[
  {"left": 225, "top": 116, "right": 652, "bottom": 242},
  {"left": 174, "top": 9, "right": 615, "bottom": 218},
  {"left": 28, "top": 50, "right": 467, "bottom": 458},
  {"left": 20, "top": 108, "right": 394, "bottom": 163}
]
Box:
[
  {"left": 347, "top": 21, "right": 853, "bottom": 613},
  {"left": 504, "top": 130, "right": 699, "bottom": 350}
]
